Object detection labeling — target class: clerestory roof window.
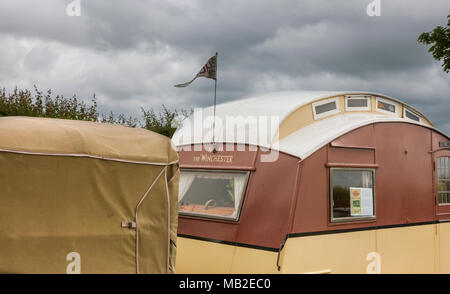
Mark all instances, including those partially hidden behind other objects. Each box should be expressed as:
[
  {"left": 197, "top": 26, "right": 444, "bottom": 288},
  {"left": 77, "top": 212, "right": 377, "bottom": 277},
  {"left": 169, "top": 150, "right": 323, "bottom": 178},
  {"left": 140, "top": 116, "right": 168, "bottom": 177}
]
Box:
[
  {"left": 312, "top": 97, "right": 340, "bottom": 120},
  {"left": 345, "top": 95, "right": 371, "bottom": 111},
  {"left": 403, "top": 107, "right": 421, "bottom": 122},
  {"left": 376, "top": 97, "right": 398, "bottom": 115}
]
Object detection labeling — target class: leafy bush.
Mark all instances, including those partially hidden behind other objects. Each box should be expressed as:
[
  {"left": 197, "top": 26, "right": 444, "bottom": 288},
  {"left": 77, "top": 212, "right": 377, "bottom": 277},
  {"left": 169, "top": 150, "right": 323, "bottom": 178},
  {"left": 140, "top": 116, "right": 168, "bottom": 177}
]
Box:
[{"left": 0, "top": 86, "right": 190, "bottom": 138}]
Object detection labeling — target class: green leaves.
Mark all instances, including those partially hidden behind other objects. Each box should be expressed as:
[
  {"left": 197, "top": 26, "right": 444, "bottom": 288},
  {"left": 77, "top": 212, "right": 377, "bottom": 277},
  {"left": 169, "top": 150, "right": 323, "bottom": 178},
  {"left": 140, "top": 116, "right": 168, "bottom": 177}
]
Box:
[
  {"left": 141, "top": 105, "right": 192, "bottom": 138},
  {"left": 0, "top": 86, "right": 99, "bottom": 121},
  {"left": 418, "top": 14, "right": 450, "bottom": 73},
  {"left": 0, "top": 85, "right": 190, "bottom": 138}
]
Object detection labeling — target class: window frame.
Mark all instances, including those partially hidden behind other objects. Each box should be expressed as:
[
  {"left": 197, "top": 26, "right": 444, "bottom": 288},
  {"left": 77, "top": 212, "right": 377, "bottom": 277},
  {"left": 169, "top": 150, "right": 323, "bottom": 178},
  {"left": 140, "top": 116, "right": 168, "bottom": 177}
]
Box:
[
  {"left": 403, "top": 107, "right": 422, "bottom": 123},
  {"left": 434, "top": 150, "right": 450, "bottom": 220},
  {"left": 345, "top": 95, "right": 371, "bottom": 112},
  {"left": 437, "top": 156, "right": 450, "bottom": 205},
  {"left": 329, "top": 167, "right": 377, "bottom": 223},
  {"left": 375, "top": 97, "right": 399, "bottom": 116},
  {"left": 312, "top": 97, "right": 341, "bottom": 120},
  {"left": 178, "top": 168, "right": 250, "bottom": 222}
]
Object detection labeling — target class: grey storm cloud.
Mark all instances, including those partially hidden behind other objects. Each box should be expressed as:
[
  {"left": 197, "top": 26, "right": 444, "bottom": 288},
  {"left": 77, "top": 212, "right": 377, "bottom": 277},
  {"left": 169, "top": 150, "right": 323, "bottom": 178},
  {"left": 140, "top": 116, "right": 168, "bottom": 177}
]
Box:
[
  {"left": 0, "top": 0, "right": 448, "bottom": 132},
  {"left": 23, "top": 46, "right": 57, "bottom": 71}
]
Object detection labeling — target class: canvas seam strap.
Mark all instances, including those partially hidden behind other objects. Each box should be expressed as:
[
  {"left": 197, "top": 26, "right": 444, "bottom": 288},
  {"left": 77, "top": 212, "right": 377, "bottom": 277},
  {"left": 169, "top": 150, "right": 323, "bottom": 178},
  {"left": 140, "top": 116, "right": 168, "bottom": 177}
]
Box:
[
  {"left": 134, "top": 166, "right": 167, "bottom": 274},
  {"left": 0, "top": 148, "right": 178, "bottom": 166},
  {"left": 164, "top": 167, "right": 171, "bottom": 274}
]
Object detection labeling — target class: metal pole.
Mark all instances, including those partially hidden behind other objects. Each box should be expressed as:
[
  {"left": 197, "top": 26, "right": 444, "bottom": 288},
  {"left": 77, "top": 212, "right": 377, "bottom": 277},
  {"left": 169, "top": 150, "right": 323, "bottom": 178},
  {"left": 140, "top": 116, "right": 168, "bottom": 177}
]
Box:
[{"left": 212, "top": 52, "right": 218, "bottom": 145}]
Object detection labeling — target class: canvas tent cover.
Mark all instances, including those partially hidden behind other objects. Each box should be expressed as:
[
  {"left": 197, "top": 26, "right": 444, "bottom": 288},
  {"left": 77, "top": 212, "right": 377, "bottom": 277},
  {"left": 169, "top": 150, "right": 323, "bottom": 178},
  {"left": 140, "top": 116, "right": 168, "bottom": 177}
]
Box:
[{"left": 0, "top": 117, "right": 179, "bottom": 273}]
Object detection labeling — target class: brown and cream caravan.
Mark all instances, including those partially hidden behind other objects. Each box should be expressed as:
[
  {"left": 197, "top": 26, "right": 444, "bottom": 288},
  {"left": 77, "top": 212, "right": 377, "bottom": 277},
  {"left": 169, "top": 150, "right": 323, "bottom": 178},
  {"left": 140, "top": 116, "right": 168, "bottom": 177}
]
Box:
[{"left": 172, "top": 91, "right": 450, "bottom": 274}]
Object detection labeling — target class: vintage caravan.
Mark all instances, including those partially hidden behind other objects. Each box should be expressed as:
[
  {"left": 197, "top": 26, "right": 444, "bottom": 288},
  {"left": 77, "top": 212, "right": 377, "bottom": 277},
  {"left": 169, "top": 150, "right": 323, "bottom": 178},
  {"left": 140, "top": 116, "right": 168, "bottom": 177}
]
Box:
[
  {"left": 0, "top": 117, "right": 179, "bottom": 273},
  {"left": 172, "top": 91, "right": 450, "bottom": 274}
]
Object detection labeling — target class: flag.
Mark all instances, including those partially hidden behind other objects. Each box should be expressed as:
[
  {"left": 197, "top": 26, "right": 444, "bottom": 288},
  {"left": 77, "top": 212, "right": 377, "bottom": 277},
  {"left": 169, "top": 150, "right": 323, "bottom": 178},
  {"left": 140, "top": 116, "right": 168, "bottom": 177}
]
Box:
[{"left": 174, "top": 55, "right": 217, "bottom": 88}]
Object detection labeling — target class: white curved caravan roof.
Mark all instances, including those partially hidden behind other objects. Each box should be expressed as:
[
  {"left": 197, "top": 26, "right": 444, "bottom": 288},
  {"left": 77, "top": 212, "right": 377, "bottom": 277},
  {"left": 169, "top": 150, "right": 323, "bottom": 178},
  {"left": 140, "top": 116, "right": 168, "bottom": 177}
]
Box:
[{"left": 172, "top": 91, "right": 440, "bottom": 159}]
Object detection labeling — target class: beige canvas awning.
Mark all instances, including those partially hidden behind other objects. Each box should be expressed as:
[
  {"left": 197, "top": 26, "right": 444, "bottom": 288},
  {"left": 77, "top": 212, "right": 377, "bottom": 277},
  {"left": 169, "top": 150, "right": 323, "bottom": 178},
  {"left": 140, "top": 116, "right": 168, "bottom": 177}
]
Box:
[{"left": 0, "top": 117, "right": 179, "bottom": 273}]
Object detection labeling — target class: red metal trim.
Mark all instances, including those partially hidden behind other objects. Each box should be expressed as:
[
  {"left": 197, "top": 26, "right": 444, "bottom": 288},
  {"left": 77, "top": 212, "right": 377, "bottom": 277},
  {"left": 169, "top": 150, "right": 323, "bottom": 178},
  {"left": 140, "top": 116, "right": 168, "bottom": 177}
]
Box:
[
  {"left": 327, "top": 219, "right": 377, "bottom": 226},
  {"left": 325, "top": 162, "right": 379, "bottom": 168},
  {"left": 179, "top": 214, "right": 241, "bottom": 225},
  {"left": 286, "top": 163, "right": 302, "bottom": 237},
  {"left": 436, "top": 212, "right": 450, "bottom": 215},
  {"left": 329, "top": 142, "right": 376, "bottom": 150},
  {"left": 179, "top": 164, "right": 256, "bottom": 171},
  {"left": 251, "top": 148, "right": 258, "bottom": 167},
  {"left": 429, "top": 147, "right": 450, "bottom": 154}
]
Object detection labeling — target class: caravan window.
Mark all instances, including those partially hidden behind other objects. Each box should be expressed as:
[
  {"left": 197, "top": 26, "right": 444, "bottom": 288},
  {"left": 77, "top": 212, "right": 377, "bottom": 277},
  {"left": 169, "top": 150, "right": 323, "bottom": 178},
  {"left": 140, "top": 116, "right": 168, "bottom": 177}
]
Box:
[
  {"left": 330, "top": 168, "right": 376, "bottom": 222},
  {"left": 345, "top": 95, "right": 371, "bottom": 111},
  {"left": 312, "top": 98, "right": 340, "bottom": 120},
  {"left": 376, "top": 97, "right": 398, "bottom": 115},
  {"left": 438, "top": 157, "right": 450, "bottom": 204},
  {"left": 403, "top": 107, "right": 421, "bottom": 122},
  {"left": 178, "top": 170, "right": 249, "bottom": 221}
]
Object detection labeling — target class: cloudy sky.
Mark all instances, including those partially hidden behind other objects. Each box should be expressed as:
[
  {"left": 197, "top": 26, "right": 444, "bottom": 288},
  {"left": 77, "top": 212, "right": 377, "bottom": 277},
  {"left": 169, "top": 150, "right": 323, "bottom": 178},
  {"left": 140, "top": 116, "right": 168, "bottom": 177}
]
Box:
[{"left": 0, "top": 0, "right": 449, "bottom": 132}]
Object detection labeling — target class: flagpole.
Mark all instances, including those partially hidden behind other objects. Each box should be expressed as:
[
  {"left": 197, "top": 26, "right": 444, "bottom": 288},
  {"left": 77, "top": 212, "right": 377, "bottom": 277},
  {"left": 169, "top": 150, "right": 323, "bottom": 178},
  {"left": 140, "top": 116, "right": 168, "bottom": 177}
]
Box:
[{"left": 212, "top": 52, "right": 218, "bottom": 147}]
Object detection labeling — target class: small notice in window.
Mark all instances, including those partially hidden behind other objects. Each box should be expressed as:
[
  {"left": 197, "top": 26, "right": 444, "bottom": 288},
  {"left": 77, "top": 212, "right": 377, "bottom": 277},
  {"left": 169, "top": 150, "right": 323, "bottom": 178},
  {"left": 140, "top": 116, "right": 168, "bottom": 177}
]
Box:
[{"left": 350, "top": 187, "right": 373, "bottom": 216}]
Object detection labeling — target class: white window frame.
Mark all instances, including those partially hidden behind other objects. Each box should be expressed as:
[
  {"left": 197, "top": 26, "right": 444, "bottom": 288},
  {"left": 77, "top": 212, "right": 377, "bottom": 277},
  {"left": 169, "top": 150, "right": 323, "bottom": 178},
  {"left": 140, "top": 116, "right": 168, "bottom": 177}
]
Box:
[
  {"left": 375, "top": 97, "right": 399, "bottom": 116},
  {"left": 345, "top": 95, "right": 371, "bottom": 111},
  {"left": 178, "top": 169, "right": 250, "bottom": 222},
  {"left": 329, "top": 167, "right": 377, "bottom": 223},
  {"left": 437, "top": 157, "right": 450, "bottom": 204},
  {"left": 312, "top": 97, "right": 340, "bottom": 120},
  {"left": 403, "top": 107, "right": 421, "bottom": 123}
]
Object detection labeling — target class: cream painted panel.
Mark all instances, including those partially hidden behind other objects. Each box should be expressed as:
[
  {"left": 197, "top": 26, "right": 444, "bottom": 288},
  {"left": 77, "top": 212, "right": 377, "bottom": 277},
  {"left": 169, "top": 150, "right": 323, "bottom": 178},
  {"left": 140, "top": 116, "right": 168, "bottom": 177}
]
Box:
[
  {"left": 376, "top": 225, "right": 436, "bottom": 273},
  {"left": 277, "top": 95, "right": 432, "bottom": 141},
  {"left": 438, "top": 222, "right": 450, "bottom": 273},
  {"left": 177, "top": 224, "right": 441, "bottom": 273},
  {"left": 280, "top": 230, "right": 376, "bottom": 274},
  {"left": 176, "top": 237, "right": 235, "bottom": 274},
  {"left": 230, "top": 247, "right": 279, "bottom": 274}
]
